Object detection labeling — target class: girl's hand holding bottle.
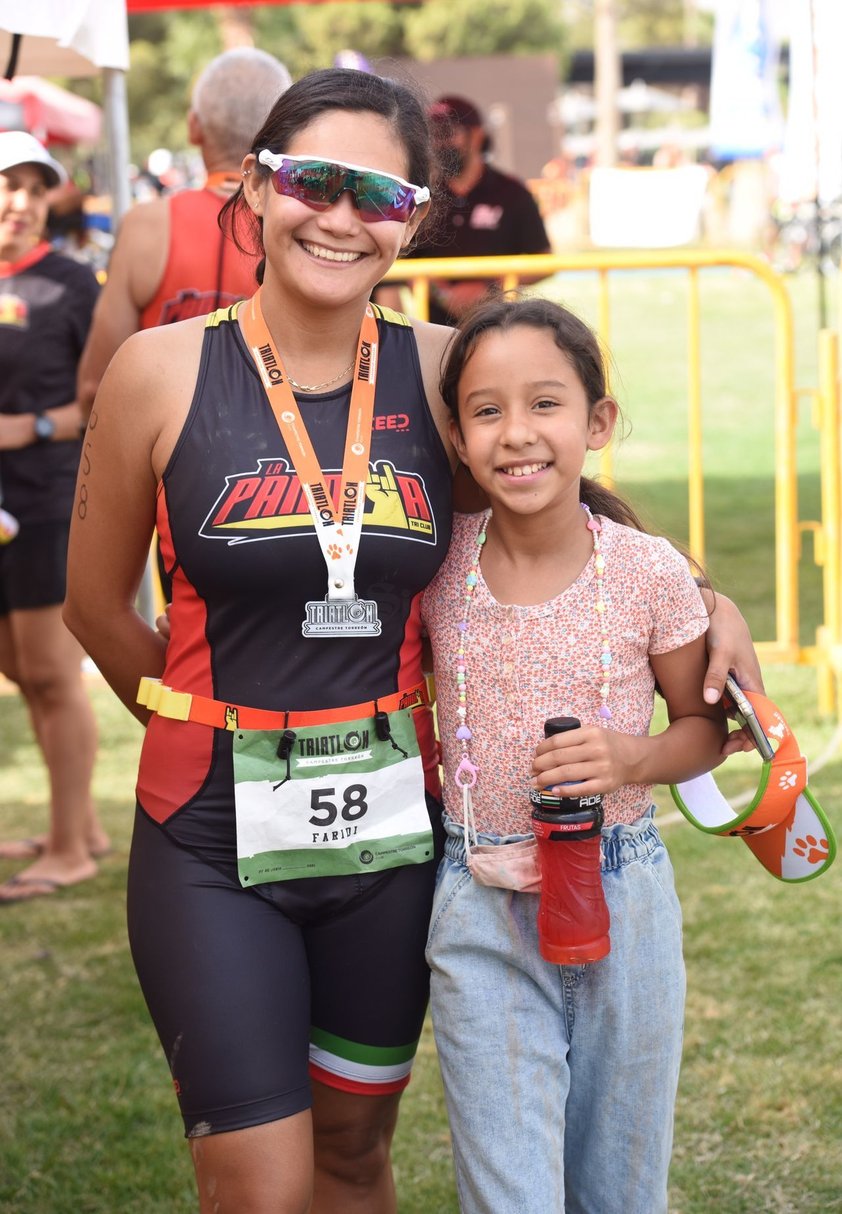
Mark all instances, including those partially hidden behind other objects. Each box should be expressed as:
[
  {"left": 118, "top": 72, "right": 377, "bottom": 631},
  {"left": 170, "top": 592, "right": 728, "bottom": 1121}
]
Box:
[{"left": 530, "top": 724, "right": 640, "bottom": 798}]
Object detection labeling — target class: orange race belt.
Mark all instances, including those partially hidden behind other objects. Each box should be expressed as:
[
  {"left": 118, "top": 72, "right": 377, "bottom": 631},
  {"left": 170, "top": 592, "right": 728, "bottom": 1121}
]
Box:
[
  {"left": 670, "top": 687, "right": 836, "bottom": 883},
  {"left": 137, "top": 676, "right": 428, "bottom": 733}
]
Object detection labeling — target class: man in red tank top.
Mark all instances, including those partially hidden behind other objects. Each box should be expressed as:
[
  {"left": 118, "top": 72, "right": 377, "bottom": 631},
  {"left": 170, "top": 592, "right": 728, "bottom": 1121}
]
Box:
[{"left": 77, "top": 47, "right": 291, "bottom": 419}]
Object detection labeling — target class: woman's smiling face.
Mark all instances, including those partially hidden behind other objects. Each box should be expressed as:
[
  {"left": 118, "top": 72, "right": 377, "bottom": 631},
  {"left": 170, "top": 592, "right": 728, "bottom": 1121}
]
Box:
[{"left": 246, "top": 109, "right": 427, "bottom": 310}]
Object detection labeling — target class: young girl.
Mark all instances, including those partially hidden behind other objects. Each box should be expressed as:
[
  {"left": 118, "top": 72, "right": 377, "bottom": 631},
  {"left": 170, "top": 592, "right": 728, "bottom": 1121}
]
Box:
[{"left": 422, "top": 297, "right": 731, "bottom": 1214}]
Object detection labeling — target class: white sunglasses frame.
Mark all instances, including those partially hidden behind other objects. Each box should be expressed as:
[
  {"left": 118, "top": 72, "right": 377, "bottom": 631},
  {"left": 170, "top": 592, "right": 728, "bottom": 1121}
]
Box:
[{"left": 256, "top": 149, "right": 431, "bottom": 213}]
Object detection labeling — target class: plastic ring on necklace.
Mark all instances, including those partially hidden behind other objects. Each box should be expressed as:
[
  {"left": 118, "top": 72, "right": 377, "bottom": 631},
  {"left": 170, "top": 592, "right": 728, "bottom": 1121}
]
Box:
[{"left": 455, "top": 755, "right": 479, "bottom": 787}]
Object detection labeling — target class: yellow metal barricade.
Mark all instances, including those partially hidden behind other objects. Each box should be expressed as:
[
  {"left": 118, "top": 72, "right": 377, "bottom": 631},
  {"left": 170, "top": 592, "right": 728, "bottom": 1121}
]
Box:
[
  {"left": 384, "top": 249, "right": 839, "bottom": 717},
  {"left": 815, "top": 330, "right": 842, "bottom": 714}
]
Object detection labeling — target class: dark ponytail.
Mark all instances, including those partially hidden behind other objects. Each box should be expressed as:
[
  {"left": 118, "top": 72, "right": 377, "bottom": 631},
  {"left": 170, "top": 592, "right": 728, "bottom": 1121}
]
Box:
[{"left": 579, "top": 476, "right": 646, "bottom": 531}]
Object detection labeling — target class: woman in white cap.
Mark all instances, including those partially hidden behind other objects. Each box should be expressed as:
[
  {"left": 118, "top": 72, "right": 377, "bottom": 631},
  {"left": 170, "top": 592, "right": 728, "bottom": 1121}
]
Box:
[{"left": 0, "top": 130, "right": 108, "bottom": 901}]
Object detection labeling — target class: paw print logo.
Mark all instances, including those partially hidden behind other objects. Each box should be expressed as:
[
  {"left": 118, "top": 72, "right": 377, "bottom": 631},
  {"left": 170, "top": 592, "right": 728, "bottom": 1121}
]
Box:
[
  {"left": 778, "top": 769, "right": 798, "bottom": 790},
  {"left": 793, "top": 835, "right": 829, "bottom": 865},
  {"left": 326, "top": 543, "right": 354, "bottom": 561}
]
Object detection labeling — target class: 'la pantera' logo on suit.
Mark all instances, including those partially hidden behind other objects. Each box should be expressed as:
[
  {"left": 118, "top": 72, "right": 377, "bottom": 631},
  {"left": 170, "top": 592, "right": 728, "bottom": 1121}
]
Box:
[{"left": 199, "top": 458, "right": 436, "bottom": 545}]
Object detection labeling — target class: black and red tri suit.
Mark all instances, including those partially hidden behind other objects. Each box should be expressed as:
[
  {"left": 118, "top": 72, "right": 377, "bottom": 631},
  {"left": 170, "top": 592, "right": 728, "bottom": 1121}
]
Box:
[{"left": 128, "top": 302, "right": 454, "bottom": 1136}]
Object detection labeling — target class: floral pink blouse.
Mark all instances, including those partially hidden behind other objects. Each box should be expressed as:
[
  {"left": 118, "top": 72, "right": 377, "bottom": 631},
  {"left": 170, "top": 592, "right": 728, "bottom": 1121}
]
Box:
[{"left": 422, "top": 512, "right": 709, "bottom": 835}]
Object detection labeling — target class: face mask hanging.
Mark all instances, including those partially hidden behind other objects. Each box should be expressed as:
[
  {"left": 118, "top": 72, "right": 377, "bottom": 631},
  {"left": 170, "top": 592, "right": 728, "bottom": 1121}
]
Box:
[{"left": 456, "top": 755, "right": 541, "bottom": 894}]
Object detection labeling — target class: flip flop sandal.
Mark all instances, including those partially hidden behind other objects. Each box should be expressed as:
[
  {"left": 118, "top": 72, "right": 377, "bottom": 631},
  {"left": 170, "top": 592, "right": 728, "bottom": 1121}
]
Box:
[
  {"left": 0, "top": 839, "right": 113, "bottom": 861},
  {"left": 0, "top": 875, "right": 64, "bottom": 904},
  {"left": 0, "top": 838, "right": 43, "bottom": 861}
]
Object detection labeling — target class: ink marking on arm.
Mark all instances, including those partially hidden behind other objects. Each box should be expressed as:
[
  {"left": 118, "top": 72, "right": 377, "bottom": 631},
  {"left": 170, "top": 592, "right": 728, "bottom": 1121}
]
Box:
[{"left": 77, "top": 409, "right": 98, "bottom": 520}]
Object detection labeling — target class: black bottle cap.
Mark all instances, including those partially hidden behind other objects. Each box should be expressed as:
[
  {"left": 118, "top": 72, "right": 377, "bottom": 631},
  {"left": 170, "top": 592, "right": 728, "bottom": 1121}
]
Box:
[{"left": 544, "top": 717, "right": 580, "bottom": 738}]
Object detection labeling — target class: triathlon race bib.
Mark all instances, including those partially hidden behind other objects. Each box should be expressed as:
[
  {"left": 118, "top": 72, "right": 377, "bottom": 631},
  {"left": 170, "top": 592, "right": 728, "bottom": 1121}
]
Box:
[{"left": 232, "top": 708, "right": 433, "bottom": 886}]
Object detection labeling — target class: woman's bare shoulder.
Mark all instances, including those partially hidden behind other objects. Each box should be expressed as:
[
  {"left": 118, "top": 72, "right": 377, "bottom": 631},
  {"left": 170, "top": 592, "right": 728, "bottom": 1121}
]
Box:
[
  {"left": 412, "top": 317, "right": 455, "bottom": 367},
  {"left": 103, "top": 314, "right": 206, "bottom": 379},
  {"left": 92, "top": 315, "right": 209, "bottom": 476},
  {"left": 117, "top": 313, "right": 208, "bottom": 375}
]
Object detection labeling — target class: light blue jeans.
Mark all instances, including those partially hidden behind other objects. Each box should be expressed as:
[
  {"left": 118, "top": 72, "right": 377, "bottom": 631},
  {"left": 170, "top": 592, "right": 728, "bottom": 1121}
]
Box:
[{"left": 426, "top": 809, "right": 685, "bottom": 1214}]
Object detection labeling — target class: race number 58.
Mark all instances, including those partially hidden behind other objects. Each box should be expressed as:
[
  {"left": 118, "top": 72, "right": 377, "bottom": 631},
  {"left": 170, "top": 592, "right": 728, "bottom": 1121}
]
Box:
[{"left": 309, "top": 785, "right": 369, "bottom": 826}]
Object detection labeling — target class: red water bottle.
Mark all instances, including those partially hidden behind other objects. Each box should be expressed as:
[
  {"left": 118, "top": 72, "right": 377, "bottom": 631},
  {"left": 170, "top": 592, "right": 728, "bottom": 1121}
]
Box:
[{"left": 530, "top": 717, "right": 610, "bottom": 964}]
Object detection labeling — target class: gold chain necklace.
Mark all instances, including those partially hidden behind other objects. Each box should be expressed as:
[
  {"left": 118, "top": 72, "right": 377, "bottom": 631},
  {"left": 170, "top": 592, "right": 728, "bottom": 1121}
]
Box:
[{"left": 286, "top": 356, "right": 356, "bottom": 394}]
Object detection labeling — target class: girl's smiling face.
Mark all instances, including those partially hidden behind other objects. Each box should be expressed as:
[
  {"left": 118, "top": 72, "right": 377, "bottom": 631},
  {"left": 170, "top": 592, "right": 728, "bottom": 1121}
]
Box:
[
  {"left": 451, "top": 324, "right": 616, "bottom": 520},
  {"left": 243, "top": 109, "right": 428, "bottom": 310}
]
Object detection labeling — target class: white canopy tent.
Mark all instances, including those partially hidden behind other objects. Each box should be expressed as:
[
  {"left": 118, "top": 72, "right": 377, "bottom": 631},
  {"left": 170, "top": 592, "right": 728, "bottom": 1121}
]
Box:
[{"left": 0, "top": 0, "right": 131, "bottom": 220}]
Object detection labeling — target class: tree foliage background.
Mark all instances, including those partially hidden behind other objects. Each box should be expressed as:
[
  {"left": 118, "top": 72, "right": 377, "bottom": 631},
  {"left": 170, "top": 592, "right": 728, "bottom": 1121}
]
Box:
[{"left": 76, "top": 0, "right": 712, "bottom": 166}]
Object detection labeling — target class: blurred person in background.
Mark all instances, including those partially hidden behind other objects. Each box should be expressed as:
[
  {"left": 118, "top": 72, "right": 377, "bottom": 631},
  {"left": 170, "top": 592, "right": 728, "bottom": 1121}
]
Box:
[
  {"left": 77, "top": 46, "right": 292, "bottom": 602},
  {"left": 378, "top": 95, "right": 550, "bottom": 325},
  {"left": 46, "top": 179, "right": 88, "bottom": 257},
  {"left": 46, "top": 178, "right": 112, "bottom": 278},
  {"left": 0, "top": 131, "right": 106, "bottom": 902},
  {"left": 77, "top": 46, "right": 292, "bottom": 421}
]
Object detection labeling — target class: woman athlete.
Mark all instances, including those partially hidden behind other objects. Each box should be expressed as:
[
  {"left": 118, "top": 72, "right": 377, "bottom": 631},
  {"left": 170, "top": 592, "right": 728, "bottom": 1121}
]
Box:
[{"left": 64, "top": 69, "right": 763, "bottom": 1214}]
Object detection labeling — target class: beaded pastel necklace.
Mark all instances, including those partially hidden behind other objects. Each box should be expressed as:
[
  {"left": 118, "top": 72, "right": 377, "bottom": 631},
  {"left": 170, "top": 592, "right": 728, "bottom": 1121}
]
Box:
[{"left": 453, "top": 502, "right": 611, "bottom": 799}]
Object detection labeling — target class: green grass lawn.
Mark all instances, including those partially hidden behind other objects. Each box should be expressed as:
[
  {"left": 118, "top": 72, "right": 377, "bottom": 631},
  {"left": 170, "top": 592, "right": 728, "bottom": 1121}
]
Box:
[{"left": 1, "top": 269, "right": 840, "bottom": 1213}]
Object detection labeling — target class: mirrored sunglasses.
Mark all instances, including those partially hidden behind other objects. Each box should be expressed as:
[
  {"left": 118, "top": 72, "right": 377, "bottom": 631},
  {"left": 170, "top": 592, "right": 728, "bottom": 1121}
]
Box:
[{"left": 256, "top": 150, "right": 430, "bottom": 223}]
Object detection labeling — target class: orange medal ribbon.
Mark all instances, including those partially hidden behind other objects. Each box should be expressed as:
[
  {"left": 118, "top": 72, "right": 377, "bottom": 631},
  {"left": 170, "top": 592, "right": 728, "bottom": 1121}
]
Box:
[{"left": 239, "top": 289, "right": 382, "bottom": 637}]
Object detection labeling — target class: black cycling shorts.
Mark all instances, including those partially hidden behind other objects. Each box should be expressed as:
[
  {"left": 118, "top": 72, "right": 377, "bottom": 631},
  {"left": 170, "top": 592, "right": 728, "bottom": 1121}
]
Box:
[
  {"left": 0, "top": 518, "right": 69, "bottom": 615},
  {"left": 127, "top": 800, "right": 444, "bottom": 1138}
]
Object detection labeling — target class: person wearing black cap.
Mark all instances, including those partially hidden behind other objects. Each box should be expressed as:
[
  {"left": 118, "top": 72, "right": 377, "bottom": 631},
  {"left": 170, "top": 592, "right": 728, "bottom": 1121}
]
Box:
[
  {"left": 0, "top": 131, "right": 108, "bottom": 902},
  {"left": 380, "top": 94, "right": 551, "bottom": 326}
]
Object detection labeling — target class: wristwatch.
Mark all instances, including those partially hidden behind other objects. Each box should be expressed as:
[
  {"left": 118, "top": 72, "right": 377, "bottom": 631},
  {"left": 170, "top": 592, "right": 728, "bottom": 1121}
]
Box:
[{"left": 33, "top": 414, "right": 56, "bottom": 443}]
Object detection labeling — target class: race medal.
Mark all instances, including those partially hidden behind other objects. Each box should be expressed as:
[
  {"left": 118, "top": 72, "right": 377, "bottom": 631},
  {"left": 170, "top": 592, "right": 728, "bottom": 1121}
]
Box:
[
  {"left": 302, "top": 596, "right": 381, "bottom": 637},
  {"left": 232, "top": 707, "right": 433, "bottom": 886},
  {"left": 239, "top": 290, "right": 381, "bottom": 639}
]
